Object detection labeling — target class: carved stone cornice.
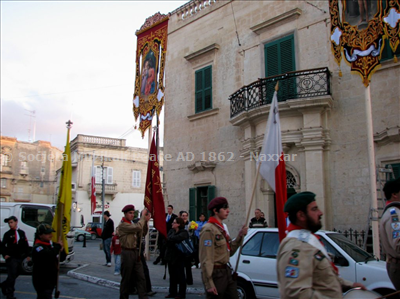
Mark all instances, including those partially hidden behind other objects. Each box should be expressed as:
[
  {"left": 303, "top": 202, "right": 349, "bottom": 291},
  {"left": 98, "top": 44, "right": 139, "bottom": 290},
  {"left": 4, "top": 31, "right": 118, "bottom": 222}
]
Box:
[
  {"left": 250, "top": 8, "right": 302, "bottom": 35},
  {"left": 374, "top": 126, "right": 400, "bottom": 145},
  {"left": 187, "top": 161, "right": 217, "bottom": 173},
  {"left": 184, "top": 43, "right": 220, "bottom": 62}
]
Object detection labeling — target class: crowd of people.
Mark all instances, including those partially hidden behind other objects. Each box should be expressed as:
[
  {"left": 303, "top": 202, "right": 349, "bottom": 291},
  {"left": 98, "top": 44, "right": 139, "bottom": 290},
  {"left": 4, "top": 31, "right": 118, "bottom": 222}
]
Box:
[{"left": 1, "top": 176, "right": 399, "bottom": 299}]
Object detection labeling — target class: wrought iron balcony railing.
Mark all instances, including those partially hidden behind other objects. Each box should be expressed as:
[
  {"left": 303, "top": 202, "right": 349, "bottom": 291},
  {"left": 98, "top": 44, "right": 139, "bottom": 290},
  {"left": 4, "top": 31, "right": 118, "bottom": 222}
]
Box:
[{"left": 229, "top": 67, "right": 331, "bottom": 118}]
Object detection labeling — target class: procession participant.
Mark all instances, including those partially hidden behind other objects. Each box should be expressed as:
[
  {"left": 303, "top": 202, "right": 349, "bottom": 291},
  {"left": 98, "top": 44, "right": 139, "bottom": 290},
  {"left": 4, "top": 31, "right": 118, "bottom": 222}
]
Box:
[
  {"left": 101, "top": 211, "right": 114, "bottom": 267},
  {"left": 32, "top": 223, "right": 63, "bottom": 299},
  {"left": 379, "top": 177, "right": 400, "bottom": 290},
  {"left": 199, "top": 197, "right": 248, "bottom": 298},
  {"left": 277, "top": 192, "right": 366, "bottom": 298},
  {"left": 1, "top": 216, "right": 30, "bottom": 299},
  {"left": 154, "top": 205, "right": 177, "bottom": 265},
  {"left": 118, "top": 205, "right": 151, "bottom": 299}
]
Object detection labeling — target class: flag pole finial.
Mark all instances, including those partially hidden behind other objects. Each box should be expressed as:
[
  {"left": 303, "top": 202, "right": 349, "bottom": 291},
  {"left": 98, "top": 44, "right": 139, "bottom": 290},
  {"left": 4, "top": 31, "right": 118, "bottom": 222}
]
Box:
[
  {"left": 66, "top": 120, "right": 73, "bottom": 129},
  {"left": 275, "top": 81, "right": 279, "bottom": 91}
]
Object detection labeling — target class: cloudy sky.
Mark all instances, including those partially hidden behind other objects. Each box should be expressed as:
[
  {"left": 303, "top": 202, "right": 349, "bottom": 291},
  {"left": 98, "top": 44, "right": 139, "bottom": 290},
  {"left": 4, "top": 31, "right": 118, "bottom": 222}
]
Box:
[{"left": 1, "top": 1, "right": 183, "bottom": 150}]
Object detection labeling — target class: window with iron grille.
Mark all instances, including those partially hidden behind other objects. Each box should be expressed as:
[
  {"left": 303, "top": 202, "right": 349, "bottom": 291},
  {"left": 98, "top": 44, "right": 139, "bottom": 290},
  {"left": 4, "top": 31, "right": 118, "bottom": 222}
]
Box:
[{"left": 195, "top": 66, "right": 212, "bottom": 113}]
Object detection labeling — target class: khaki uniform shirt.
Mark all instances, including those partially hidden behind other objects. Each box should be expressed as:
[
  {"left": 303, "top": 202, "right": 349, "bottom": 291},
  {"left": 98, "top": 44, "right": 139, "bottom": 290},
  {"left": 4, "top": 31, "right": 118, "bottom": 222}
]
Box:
[
  {"left": 379, "top": 204, "right": 400, "bottom": 260},
  {"left": 199, "top": 222, "right": 242, "bottom": 290},
  {"left": 117, "top": 218, "right": 148, "bottom": 249},
  {"left": 277, "top": 235, "right": 353, "bottom": 299}
]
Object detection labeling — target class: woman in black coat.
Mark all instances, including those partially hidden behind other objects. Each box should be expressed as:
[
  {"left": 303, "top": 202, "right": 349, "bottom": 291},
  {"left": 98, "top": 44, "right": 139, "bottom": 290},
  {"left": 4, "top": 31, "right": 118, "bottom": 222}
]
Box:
[{"left": 164, "top": 217, "right": 189, "bottom": 299}]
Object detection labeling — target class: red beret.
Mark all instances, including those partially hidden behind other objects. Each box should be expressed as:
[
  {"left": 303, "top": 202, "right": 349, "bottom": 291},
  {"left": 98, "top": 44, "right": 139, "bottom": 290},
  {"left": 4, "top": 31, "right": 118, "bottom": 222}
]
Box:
[
  {"left": 122, "top": 204, "right": 135, "bottom": 213},
  {"left": 208, "top": 197, "right": 228, "bottom": 211}
]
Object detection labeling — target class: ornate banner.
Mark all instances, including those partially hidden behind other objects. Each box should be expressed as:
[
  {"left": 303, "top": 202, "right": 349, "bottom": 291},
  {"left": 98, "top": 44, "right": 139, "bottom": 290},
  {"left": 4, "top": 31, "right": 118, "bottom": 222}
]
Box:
[
  {"left": 133, "top": 13, "right": 169, "bottom": 137},
  {"left": 329, "top": 0, "right": 400, "bottom": 87}
]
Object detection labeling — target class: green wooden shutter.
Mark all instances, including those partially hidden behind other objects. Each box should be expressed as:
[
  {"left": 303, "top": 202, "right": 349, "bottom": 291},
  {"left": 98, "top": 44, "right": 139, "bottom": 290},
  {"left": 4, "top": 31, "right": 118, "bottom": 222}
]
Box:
[
  {"left": 207, "top": 185, "right": 216, "bottom": 218},
  {"left": 390, "top": 163, "right": 400, "bottom": 179},
  {"left": 195, "top": 70, "right": 203, "bottom": 113},
  {"left": 195, "top": 66, "right": 212, "bottom": 113},
  {"left": 264, "top": 35, "right": 295, "bottom": 101},
  {"left": 189, "top": 188, "right": 196, "bottom": 220},
  {"left": 204, "top": 66, "right": 212, "bottom": 110},
  {"left": 265, "top": 43, "right": 279, "bottom": 77}
]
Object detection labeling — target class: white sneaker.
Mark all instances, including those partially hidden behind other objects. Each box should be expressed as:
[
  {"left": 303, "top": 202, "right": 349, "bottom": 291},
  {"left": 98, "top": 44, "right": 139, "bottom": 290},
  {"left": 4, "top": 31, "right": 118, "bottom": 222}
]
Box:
[
  {"left": 107, "top": 263, "right": 112, "bottom": 267},
  {"left": 114, "top": 272, "right": 120, "bottom": 275}
]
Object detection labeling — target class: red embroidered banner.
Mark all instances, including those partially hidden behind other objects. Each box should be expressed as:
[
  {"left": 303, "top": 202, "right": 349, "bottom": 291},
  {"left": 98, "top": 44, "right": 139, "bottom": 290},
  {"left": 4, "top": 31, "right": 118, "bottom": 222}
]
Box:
[
  {"left": 144, "top": 134, "right": 167, "bottom": 239},
  {"left": 133, "top": 13, "right": 168, "bottom": 137}
]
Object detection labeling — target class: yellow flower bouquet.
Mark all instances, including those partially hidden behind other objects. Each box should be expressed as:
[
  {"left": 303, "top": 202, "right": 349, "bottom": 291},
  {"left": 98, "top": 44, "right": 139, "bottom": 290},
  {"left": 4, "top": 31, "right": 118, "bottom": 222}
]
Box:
[{"left": 189, "top": 220, "right": 198, "bottom": 230}]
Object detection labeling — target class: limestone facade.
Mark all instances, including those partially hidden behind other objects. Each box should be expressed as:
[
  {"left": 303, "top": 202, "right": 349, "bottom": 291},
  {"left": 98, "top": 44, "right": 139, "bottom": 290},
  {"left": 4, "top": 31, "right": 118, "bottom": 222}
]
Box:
[
  {"left": 0, "top": 136, "right": 63, "bottom": 204},
  {"left": 162, "top": 0, "right": 400, "bottom": 233}
]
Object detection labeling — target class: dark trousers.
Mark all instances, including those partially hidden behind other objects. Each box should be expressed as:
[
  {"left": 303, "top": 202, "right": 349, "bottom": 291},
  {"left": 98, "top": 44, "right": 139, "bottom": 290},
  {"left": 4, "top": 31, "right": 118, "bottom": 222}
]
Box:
[
  {"left": 120, "top": 249, "right": 148, "bottom": 299},
  {"left": 141, "top": 252, "right": 152, "bottom": 292},
  {"left": 1, "top": 257, "right": 21, "bottom": 298},
  {"left": 34, "top": 288, "right": 54, "bottom": 299},
  {"left": 184, "top": 256, "right": 193, "bottom": 285},
  {"left": 206, "top": 267, "right": 238, "bottom": 299},
  {"left": 387, "top": 262, "right": 400, "bottom": 291},
  {"left": 168, "top": 260, "right": 186, "bottom": 298}
]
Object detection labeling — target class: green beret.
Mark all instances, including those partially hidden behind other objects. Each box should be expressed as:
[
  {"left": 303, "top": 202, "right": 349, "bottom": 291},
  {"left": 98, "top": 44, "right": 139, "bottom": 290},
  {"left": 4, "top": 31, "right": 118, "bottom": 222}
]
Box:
[
  {"left": 383, "top": 177, "right": 400, "bottom": 199},
  {"left": 284, "top": 192, "right": 316, "bottom": 213}
]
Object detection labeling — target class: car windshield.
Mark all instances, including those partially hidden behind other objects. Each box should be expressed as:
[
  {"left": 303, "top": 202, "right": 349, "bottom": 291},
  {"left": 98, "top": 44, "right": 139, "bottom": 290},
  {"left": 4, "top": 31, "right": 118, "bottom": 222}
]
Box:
[{"left": 325, "top": 233, "right": 374, "bottom": 263}]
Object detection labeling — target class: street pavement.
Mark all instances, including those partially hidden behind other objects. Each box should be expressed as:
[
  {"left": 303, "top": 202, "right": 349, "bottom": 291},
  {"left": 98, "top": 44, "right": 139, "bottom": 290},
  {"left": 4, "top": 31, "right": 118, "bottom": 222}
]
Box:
[{"left": 67, "top": 238, "right": 205, "bottom": 296}]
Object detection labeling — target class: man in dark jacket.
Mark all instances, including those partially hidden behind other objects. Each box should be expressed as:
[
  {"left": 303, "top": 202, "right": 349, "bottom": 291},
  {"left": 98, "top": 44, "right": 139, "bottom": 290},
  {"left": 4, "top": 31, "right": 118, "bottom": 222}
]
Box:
[
  {"left": 249, "top": 208, "right": 268, "bottom": 228},
  {"left": 101, "top": 211, "right": 114, "bottom": 266},
  {"left": 1, "top": 216, "right": 30, "bottom": 299},
  {"left": 154, "top": 205, "right": 177, "bottom": 265},
  {"left": 32, "top": 223, "right": 63, "bottom": 299}
]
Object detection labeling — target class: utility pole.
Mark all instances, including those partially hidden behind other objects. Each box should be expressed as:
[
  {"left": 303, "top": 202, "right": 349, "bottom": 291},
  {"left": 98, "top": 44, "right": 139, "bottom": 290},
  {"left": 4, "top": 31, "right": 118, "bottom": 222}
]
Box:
[
  {"left": 25, "top": 109, "right": 36, "bottom": 142},
  {"left": 101, "top": 158, "right": 105, "bottom": 225}
]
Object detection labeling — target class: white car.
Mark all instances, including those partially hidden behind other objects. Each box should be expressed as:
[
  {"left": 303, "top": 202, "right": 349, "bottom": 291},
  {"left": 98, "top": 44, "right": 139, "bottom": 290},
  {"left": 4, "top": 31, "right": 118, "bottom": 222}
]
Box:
[{"left": 230, "top": 228, "right": 395, "bottom": 299}]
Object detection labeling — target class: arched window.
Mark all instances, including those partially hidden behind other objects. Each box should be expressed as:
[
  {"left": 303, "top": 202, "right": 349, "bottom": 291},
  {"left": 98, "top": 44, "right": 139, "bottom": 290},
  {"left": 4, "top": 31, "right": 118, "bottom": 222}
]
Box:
[{"left": 286, "top": 170, "right": 297, "bottom": 189}]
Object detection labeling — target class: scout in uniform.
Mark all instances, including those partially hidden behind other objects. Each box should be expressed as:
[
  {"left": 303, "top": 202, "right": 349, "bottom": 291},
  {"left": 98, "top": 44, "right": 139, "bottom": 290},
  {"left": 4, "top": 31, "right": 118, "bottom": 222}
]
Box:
[
  {"left": 276, "top": 192, "right": 366, "bottom": 298},
  {"left": 32, "top": 223, "right": 63, "bottom": 299},
  {"left": 117, "top": 205, "right": 151, "bottom": 299},
  {"left": 379, "top": 177, "right": 400, "bottom": 290},
  {"left": 1, "top": 216, "right": 30, "bottom": 299},
  {"left": 199, "top": 197, "right": 248, "bottom": 298}
]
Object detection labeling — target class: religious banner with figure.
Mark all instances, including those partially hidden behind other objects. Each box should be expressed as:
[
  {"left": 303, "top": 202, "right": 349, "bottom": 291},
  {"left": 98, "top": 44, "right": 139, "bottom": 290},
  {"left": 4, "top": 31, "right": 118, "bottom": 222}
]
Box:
[
  {"left": 133, "top": 13, "right": 168, "bottom": 137},
  {"left": 329, "top": 0, "right": 400, "bottom": 87}
]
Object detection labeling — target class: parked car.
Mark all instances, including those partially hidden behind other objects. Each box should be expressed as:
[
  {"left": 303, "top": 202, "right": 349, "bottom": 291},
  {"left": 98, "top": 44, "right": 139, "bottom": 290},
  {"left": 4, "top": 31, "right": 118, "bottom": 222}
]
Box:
[
  {"left": 230, "top": 228, "right": 395, "bottom": 299},
  {"left": 85, "top": 222, "right": 103, "bottom": 238},
  {"left": 73, "top": 228, "right": 96, "bottom": 242}
]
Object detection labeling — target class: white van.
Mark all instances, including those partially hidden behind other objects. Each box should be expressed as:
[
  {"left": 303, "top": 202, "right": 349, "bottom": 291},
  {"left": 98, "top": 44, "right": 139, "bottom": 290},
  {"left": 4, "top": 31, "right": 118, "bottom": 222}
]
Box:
[{"left": 1, "top": 202, "right": 75, "bottom": 273}]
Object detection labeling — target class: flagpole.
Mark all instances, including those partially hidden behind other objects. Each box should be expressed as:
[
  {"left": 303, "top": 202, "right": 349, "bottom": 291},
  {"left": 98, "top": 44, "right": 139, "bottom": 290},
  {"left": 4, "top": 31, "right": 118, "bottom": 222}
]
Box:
[
  {"left": 364, "top": 85, "right": 380, "bottom": 258},
  {"left": 234, "top": 82, "right": 281, "bottom": 274},
  {"left": 55, "top": 120, "right": 72, "bottom": 299}
]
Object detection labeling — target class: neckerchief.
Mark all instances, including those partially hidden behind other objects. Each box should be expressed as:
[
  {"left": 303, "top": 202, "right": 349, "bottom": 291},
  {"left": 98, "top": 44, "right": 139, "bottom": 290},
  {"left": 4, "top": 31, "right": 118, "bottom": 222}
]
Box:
[
  {"left": 35, "top": 239, "right": 52, "bottom": 246},
  {"left": 121, "top": 217, "right": 132, "bottom": 224},
  {"left": 208, "top": 216, "right": 231, "bottom": 251},
  {"left": 287, "top": 223, "right": 338, "bottom": 275},
  {"left": 11, "top": 228, "right": 20, "bottom": 244}
]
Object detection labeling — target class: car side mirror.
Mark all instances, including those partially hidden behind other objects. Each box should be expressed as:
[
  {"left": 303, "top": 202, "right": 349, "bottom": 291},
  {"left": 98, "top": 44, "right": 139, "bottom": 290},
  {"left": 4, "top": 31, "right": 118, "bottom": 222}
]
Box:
[{"left": 334, "top": 255, "right": 349, "bottom": 267}]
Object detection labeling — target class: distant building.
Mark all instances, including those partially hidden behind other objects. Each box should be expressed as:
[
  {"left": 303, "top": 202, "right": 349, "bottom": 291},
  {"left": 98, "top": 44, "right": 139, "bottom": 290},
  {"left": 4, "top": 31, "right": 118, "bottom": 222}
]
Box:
[
  {"left": 68, "top": 134, "right": 162, "bottom": 226},
  {"left": 0, "top": 136, "right": 63, "bottom": 203}
]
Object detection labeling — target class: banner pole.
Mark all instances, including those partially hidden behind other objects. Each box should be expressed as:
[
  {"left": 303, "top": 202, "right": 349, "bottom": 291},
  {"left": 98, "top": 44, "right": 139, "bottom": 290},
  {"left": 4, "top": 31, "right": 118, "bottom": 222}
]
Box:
[
  {"left": 234, "top": 162, "right": 261, "bottom": 274},
  {"left": 364, "top": 85, "right": 380, "bottom": 259}
]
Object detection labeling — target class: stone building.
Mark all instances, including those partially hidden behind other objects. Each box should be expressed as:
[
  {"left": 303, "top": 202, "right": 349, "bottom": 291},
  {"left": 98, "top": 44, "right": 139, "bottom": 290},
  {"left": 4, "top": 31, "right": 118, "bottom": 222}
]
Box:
[
  {"left": 0, "top": 136, "right": 63, "bottom": 203},
  {"left": 68, "top": 134, "right": 163, "bottom": 226},
  {"left": 160, "top": 0, "right": 400, "bottom": 233}
]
